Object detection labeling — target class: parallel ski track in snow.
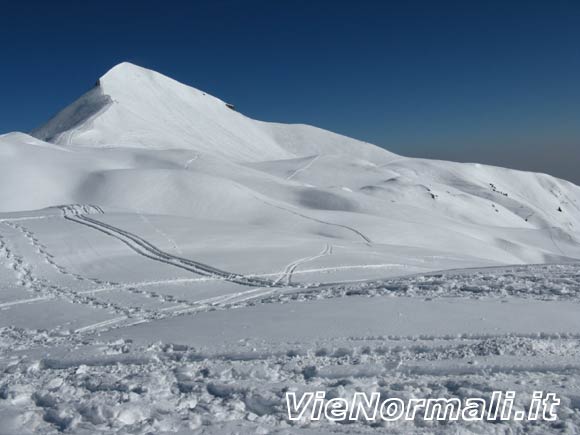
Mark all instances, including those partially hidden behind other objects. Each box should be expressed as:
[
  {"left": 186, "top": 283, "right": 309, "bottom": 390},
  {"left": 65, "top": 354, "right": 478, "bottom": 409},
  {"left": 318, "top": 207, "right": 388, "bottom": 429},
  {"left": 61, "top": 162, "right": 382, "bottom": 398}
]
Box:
[
  {"left": 274, "top": 243, "right": 333, "bottom": 285},
  {"left": 61, "top": 207, "right": 282, "bottom": 288}
]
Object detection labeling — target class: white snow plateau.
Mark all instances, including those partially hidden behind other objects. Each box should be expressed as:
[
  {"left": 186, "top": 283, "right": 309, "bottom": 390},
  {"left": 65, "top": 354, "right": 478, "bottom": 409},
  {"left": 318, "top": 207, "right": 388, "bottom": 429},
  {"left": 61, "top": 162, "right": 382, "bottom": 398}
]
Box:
[{"left": 0, "top": 62, "right": 579, "bottom": 434}]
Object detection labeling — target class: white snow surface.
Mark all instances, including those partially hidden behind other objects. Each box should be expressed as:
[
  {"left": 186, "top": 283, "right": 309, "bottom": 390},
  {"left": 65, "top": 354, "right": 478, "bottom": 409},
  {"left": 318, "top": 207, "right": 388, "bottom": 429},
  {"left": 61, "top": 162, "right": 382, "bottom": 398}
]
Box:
[{"left": 0, "top": 62, "right": 579, "bottom": 434}]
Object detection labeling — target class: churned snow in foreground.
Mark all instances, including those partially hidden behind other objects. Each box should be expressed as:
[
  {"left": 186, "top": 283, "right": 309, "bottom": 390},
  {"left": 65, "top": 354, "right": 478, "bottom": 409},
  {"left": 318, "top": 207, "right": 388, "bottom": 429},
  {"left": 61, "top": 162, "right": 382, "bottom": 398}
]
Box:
[{"left": 0, "top": 62, "right": 579, "bottom": 434}]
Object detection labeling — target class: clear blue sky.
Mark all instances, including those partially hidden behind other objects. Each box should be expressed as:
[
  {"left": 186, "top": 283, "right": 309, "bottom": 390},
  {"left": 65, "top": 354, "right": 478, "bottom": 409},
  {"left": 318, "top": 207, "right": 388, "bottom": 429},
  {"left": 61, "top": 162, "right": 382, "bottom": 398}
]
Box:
[{"left": 1, "top": 0, "right": 579, "bottom": 183}]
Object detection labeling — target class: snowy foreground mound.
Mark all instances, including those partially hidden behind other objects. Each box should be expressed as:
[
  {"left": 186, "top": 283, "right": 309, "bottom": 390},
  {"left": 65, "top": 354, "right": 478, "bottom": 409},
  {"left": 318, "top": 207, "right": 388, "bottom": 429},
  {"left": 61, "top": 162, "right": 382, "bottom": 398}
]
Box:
[{"left": 0, "top": 63, "right": 579, "bottom": 434}]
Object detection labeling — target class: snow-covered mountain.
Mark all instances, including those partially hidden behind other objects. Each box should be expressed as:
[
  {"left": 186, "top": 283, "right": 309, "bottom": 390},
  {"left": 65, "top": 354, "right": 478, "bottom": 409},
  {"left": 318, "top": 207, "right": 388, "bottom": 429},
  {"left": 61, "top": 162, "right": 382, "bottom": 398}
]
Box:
[
  {"left": 2, "top": 62, "right": 580, "bottom": 435},
  {"left": 31, "top": 62, "right": 394, "bottom": 162},
  {"left": 0, "top": 61, "right": 578, "bottom": 265}
]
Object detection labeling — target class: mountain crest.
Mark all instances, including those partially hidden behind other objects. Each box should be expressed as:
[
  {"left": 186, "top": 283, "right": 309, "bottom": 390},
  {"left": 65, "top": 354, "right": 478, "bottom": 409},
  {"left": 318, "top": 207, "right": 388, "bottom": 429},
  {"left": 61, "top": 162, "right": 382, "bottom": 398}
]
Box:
[{"left": 30, "top": 62, "right": 394, "bottom": 163}]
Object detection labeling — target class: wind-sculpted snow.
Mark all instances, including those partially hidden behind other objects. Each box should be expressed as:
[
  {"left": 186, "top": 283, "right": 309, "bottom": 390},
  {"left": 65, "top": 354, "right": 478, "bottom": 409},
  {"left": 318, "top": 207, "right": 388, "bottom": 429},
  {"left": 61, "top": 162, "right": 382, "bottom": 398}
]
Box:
[{"left": 1, "top": 63, "right": 580, "bottom": 433}]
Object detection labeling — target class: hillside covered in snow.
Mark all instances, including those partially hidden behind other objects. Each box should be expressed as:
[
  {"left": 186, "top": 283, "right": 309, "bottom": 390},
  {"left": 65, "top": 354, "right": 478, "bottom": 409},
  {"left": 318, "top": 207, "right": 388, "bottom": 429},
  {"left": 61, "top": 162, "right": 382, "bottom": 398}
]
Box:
[
  {"left": 1, "top": 62, "right": 578, "bottom": 266},
  {"left": 1, "top": 62, "right": 579, "bottom": 434}
]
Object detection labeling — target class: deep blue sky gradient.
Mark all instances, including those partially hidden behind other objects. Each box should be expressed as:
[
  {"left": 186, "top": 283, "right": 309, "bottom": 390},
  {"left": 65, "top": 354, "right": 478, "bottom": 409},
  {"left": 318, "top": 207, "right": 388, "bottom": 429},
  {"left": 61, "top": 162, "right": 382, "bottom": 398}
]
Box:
[{"left": 1, "top": 0, "right": 579, "bottom": 183}]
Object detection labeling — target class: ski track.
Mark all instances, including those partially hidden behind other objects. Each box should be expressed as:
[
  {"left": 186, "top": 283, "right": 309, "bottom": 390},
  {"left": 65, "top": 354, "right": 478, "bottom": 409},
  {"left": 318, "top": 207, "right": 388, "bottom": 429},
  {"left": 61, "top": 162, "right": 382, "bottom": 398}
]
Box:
[
  {"left": 77, "top": 261, "right": 412, "bottom": 296},
  {"left": 274, "top": 243, "right": 333, "bottom": 285},
  {"left": 253, "top": 195, "right": 373, "bottom": 245},
  {"left": 0, "top": 215, "right": 56, "bottom": 223},
  {"left": 0, "top": 296, "right": 53, "bottom": 309},
  {"left": 286, "top": 154, "right": 319, "bottom": 180},
  {"left": 62, "top": 206, "right": 282, "bottom": 288}
]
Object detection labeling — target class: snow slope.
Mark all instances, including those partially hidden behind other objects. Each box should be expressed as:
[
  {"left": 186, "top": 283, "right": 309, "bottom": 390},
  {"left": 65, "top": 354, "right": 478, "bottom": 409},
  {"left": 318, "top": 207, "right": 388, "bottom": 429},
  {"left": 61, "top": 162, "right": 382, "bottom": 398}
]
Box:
[
  {"left": 0, "top": 62, "right": 578, "bottom": 265},
  {"left": 1, "top": 62, "right": 580, "bottom": 434},
  {"left": 32, "top": 62, "right": 395, "bottom": 163}
]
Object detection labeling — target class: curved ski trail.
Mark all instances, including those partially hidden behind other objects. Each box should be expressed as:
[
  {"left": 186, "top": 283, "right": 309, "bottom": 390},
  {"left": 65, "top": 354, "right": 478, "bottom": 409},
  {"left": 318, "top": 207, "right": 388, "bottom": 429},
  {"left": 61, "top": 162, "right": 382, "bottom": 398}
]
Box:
[
  {"left": 274, "top": 243, "right": 333, "bottom": 285},
  {"left": 252, "top": 195, "right": 372, "bottom": 245},
  {"left": 61, "top": 207, "right": 281, "bottom": 288}
]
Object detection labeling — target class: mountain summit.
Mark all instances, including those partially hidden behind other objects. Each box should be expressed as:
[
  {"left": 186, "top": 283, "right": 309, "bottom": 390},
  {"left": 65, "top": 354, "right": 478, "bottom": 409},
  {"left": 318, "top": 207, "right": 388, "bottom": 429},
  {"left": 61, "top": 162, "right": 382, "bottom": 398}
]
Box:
[{"left": 31, "top": 62, "right": 394, "bottom": 162}]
